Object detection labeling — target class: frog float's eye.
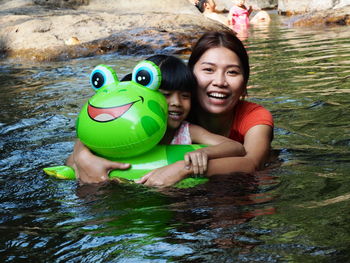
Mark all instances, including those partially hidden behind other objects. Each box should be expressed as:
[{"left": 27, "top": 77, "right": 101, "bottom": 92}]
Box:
[
  {"left": 132, "top": 61, "right": 161, "bottom": 91},
  {"left": 90, "top": 64, "right": 119, "bottom": 91}
]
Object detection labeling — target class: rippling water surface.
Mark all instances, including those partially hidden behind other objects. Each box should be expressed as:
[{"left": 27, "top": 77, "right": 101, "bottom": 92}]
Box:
[{"left": 1, "top": 16, "right": 350, "bottom": 262}]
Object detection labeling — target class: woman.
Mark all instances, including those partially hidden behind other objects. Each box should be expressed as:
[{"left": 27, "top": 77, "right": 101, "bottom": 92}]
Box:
[{"left": 69, "top": 30, "right": 273, "bottom": 186}]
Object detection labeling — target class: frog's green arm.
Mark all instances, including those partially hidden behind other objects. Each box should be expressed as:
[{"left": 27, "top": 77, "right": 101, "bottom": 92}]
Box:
[
  {"left": 43, "top": 144, "right": 208, "bottom": 188},
  {"left": 43, "top": 165, "right": 76, "bottom": 180}
]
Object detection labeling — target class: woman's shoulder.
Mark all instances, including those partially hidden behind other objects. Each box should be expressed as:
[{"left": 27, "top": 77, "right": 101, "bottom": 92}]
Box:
[
  {"left": 237, "top": 100, "right": 268, "bottom": 111},
  {"left": 230, "top": 100, "right": 273, "bottom": 143},
  {"left": 235, "top": 100, "right": 273, "bottom": 126}
]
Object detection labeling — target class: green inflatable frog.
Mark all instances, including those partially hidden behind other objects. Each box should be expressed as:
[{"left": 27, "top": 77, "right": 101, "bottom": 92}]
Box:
[{"left": 44, "top": 61, "right": 207, "bottom": 188}]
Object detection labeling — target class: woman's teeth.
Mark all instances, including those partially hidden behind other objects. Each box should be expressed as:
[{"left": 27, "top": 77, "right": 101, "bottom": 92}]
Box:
[{"left": 208, "top": 92, "right": 228, "bottom": 99}]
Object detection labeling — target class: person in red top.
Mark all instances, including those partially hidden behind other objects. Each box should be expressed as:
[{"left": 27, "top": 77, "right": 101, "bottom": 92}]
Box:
[
  {"left": 136, "top": 30, "right": 274, "bottom": 186},
  {"left": 70, "top": 30, "right": 274, "bottom": 186}
]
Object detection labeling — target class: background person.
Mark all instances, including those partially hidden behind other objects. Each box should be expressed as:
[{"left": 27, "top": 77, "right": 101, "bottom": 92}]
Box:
[{"left": 195, "top": 0, "right": 229, "bottom": 26}]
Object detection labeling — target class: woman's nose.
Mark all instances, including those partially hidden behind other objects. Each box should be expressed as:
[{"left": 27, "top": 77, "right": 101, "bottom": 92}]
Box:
[{"left": 213, "top": 72, "right": 227, "bottom": 87}]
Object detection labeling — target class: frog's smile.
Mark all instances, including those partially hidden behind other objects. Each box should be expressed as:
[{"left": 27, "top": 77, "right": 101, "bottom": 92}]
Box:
[{"left": 88, "top": 96, "right": 144, "bottom": 122}]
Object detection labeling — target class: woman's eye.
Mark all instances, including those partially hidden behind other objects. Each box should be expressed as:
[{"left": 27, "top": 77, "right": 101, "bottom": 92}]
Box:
[
  {"left": 132, "top": 61, "right": 161, "bottom": 90},
  {"left": 203, "top": 67, "right": 213, "bottom": 72},
  {"left": 227, "top": 70, "right": 240, "bottom": 75}
]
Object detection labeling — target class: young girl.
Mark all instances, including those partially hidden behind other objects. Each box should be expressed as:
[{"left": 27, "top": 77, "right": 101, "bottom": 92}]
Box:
[
  {"left": 227, "top": 0, "right": 252, "bottom": 28},
  {"left": 134, "top": 54, "right": 246, "bottom": 176}
]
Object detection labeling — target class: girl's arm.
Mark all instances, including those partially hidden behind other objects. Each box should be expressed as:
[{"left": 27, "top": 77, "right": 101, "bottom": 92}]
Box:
[
  {"left": 66, "top": 140, "right": 130, "bottom": 184},
  {"left": 136, "top": 124, "right": 272, "bottom": 187},
  {"left": 247, "top": 5, "right": 253, "bottom": 16},
  {"left": 190, "top": 124, "right": 245, "bottom": 158},
  {"left": 185, "top": 124, "right": 245, "bottom": 174}
]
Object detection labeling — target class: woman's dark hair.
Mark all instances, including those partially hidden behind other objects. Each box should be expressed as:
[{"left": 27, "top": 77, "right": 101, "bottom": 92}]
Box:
[
  {"left": 146, "top": 54, "right": 196, "bottom": 93},
  {"left": 188, "top": 31, "right": 250, "bottom": 85}
]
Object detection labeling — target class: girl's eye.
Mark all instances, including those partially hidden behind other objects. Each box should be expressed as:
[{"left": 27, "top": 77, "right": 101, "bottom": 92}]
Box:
[
  {"left": 90, "top": 64, "right": 118, "bottom": 91},
  {"left": 132, "top": 61, "right": 162, "bottom": 90},
  {"left": 159, "top": 90, "right": 171, "bottom": 97},
  {"left": 181, "top": 92, "right": 191, "bottom": 99}
]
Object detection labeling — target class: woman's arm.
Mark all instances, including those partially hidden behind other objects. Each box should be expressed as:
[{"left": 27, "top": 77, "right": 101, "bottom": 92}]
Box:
[
  {"left": 247, "top": 5, "right": 253, "bottom": 16},
  {"left": 185, "top": 124, "right": 246, "bottom": 174},
  {"left": 190, "top": 124, "right": 246, "bottom": 158},
  {"left": 205, "top": 124, "right": 273, "bottom": 175},
  {"left": 67, "top": 140, "right": 130, "bottom": 184},
  {"left": 136, "top": 124, "right": 272, "bottom": 187}
]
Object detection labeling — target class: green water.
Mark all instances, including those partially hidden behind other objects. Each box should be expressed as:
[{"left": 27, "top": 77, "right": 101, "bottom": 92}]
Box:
[{"left": 1, "top": 17, "right": 350, "bottom": 262}]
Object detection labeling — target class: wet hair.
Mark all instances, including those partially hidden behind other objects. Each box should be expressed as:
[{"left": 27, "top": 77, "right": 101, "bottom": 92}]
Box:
[
  {"left": 188, "top": 31, "right": 250, "bottom": 86},
  {"left": 146, "top": 54, "right": 196, "bottom": 93},
  {"left": 195, "top": 0, "right": 207, "bottom": 13}
]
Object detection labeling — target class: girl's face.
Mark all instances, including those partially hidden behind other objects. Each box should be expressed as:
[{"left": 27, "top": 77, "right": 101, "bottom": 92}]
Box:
[
  {"left": 193, "top": 46, "right": 245, "bottom": 115},
  {"left": 236, "top": 0, "right": 245, "bottom": 6},
  {"left": 159, "top": 90, "right": 191, "bottom": 130}
]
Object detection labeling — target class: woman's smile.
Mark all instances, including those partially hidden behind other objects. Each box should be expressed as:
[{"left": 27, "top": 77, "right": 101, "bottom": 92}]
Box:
[{"left": 207, "top": 91, "right": 231, "bottom": 103}]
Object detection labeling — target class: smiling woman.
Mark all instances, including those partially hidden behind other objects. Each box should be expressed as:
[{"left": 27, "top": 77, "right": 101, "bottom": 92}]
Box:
[{"left": 136, "top": 31, "right": 274, "bottom": 186}]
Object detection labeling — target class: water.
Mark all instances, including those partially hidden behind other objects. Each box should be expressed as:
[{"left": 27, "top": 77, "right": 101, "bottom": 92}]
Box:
[{"left": 1, "top": 16, "right": 350, "bottom": 262}]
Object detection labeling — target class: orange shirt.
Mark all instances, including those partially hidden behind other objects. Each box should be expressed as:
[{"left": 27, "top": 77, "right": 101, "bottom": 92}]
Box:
[{"left": 229, "top": 101, "right": 274, "bottom": 143}]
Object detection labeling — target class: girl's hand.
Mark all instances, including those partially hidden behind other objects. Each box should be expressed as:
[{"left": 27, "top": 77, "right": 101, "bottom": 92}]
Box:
[
  {"left": 135, "top": 161, "right": 192, "bottom": 187},
  {"left": 184, "top": 150, "right": 208, "bottom": 175}
]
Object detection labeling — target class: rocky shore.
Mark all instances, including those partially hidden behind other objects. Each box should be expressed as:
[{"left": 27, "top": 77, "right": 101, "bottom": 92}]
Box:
[
  {"left": 0, "top": 0, "right": 348, "bottom": 62},
  {"left": 0, "top": 0, "right": 228, "bottom": 61}
]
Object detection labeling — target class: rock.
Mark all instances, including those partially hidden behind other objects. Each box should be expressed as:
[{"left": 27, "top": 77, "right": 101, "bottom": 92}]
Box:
[
  {"left": 293, "top": 7, "right": 350, "bottom": 26},
  {"left": 278, "top": 0, "right": 350, "bottom": 14},
  {"left": 277, "top": 0, "right": 350, "bottom": 26},
  {"left": 216, "top": 0, "right": 277, "bottom": 10},
  {"left": 0, "top": 0, "right": 348, "bottom": 61},
  {"left": 0, "top": 0, "right": 227, "bottom": 61}
]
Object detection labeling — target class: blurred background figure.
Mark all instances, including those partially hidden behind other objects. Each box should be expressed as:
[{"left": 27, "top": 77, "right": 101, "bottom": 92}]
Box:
[
  {"left": 195, "top": 0, "right": 229, "bottom": 26},
  {"left": 227, "top": 0, "right": 252, "bottom": 28},
  {"left": 226, "top": 0, "right": 271, "bottom": 40},
  {"left": 250, "top": 10, "right": 271, "bottom": 24}
]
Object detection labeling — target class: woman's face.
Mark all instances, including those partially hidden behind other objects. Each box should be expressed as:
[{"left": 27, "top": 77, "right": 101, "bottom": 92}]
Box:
[{"left": 193, "top": 46, "right": 245, "bottom": 115}]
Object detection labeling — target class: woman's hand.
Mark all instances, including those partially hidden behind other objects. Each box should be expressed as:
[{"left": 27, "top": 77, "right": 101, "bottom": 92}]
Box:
[
  {"left": 184, "top": 150, "right": 208, "bottom": 175},
  {"left": 135, "top": 161, "right": 192, "bottom": 187},
  {"left": 67, "top": 140, "right": 130, "bottom": 184}
]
